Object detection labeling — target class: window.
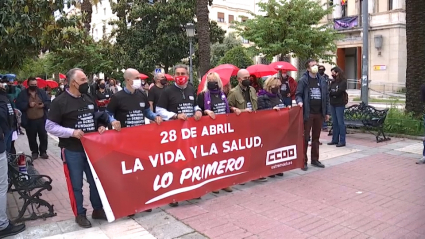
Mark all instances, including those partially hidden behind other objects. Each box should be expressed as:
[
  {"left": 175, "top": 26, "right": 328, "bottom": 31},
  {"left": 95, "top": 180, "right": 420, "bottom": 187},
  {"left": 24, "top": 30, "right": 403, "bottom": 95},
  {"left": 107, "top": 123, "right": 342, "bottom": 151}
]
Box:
[
  {"left": 388, "top": 0, "right": 393, "bottom": 10},
  {"left": 103, "top": 8, "right": 107, "bottom": 15},
  {"left": 342, "top": 4, "right": 347, "bottom": 17},
  {"left": 102, "top": 24, "right": 106, "bottom": 36},
  {"left": 217, "top": 12, "right": 225, "bottom": 23},
  {"left": 228, "top": 15, "right": 234, "bottom": 23},
  {"left": 241, "top": 16, "right": 248, "bottom": 22}
]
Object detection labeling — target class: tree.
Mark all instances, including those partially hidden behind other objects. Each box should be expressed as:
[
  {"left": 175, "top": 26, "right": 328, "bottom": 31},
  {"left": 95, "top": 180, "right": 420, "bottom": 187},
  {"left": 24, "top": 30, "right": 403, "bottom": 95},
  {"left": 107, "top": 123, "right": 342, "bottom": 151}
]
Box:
[
  {"left": 405, "top": 0, "right": 425, "bottom": 116},
  {"left": 196, "top": 0, "right": 211, "bottom": 77},
  {"left": 234, "top": 0, "right": 339, "bottom": 62},
  {"left": 210, "top": 33, "right": 242, "bottom": 67},
  {"left": 0, "top": 0, "right": 68, "bottom": 70},
  {"left": 17, "top": 57, "right": 51, "bottom": 80},
  {"left": 219, "top": 46, "right": 253, "bottom": 69}
]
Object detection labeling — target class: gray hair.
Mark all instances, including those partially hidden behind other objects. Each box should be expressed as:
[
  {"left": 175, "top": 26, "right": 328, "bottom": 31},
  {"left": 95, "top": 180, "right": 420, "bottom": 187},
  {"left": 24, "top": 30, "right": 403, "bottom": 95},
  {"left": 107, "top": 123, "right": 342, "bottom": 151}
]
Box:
[
  {"left": 153, "top": 73, "right": 163, "bottom": 81},
  {"left": 66, "top": 68, "right": 83, "bottom": 83},
  {"left": 173, "top": 64, "right": 188, "bottom": 72}
]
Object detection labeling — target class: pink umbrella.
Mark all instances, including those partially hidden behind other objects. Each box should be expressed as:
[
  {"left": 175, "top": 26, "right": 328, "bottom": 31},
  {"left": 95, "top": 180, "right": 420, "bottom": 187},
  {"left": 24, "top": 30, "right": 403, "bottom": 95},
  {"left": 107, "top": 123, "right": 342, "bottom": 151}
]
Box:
[
  {"left": 197, "top": 64, "right": 239, "bottom": 94},
  {"left": 247, "top": 64, "right": 278, "bottom": 78},
  {"left": 269, "top": 61, "right": 298, "bottom": 72}
]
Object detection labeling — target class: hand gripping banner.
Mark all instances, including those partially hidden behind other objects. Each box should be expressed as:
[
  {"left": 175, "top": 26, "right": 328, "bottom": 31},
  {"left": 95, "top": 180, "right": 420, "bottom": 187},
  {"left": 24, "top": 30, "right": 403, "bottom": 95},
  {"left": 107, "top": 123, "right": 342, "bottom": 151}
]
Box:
[{"left": 81, "top": 107, "right": 304, "bottom": 222}]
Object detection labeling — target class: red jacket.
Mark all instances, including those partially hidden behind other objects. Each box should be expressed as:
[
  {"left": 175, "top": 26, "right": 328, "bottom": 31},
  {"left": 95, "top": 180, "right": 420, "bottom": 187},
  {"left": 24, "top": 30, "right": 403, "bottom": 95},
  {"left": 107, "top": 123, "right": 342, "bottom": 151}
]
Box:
[{"left": 288, "top": 76, "right": 297, "bottom": 100}]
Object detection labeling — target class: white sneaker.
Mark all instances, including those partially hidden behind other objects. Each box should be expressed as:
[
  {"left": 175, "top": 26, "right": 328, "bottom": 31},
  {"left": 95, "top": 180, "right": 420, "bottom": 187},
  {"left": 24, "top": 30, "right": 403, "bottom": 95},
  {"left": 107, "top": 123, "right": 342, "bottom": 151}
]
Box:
[{"left": 416, "top": 157, "right": 425, "bottom": 164}]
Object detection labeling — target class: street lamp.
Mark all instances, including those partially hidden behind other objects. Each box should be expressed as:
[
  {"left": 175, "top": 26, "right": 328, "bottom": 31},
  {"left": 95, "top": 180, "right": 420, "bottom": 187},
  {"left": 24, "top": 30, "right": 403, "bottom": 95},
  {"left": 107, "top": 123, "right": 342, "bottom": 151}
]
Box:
[{"left": 185, "top": 23, "right": 195, "bottom": 84}]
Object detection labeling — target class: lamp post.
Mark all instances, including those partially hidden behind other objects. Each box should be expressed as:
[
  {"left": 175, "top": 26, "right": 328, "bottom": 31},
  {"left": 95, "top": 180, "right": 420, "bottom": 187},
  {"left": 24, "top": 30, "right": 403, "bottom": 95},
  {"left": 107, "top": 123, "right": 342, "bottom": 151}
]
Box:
[{"left": 185, "top": 23, "right": 195, "bottom": 84}]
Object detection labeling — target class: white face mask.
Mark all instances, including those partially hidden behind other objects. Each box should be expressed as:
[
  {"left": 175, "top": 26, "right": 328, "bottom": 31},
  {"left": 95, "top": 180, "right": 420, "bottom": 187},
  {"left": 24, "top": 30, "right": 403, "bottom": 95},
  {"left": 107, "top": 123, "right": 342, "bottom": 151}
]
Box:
[
  {"left": 60, "top": 85, "right": 64, "bottom": 90},
  {"left": 310, "top": 65, "right": 319, "bottom": 74},
  {"left": 131, "top": 79, "right": 141, "bottom": 89}
]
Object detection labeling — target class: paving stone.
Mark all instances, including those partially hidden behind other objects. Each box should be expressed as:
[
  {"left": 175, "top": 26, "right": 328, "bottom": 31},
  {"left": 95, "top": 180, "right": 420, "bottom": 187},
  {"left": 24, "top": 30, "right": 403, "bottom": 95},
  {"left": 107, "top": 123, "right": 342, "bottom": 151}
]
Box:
[
  {"left": 148, "top": 219, "right": 194, "bottom": 239},
  {"left": 176, "top": 232, "right": 208, "bottom": 239}
]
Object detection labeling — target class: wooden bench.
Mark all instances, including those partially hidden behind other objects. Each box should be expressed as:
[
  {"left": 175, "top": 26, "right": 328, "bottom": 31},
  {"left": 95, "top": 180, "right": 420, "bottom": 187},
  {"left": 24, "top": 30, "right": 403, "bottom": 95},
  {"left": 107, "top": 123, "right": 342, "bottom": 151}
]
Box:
[
  {"left": 329, "top": 103, "right": 391, "bottom": 143},
  {"left": 7, "top": 153, "right": 57, "bottom": 223}
]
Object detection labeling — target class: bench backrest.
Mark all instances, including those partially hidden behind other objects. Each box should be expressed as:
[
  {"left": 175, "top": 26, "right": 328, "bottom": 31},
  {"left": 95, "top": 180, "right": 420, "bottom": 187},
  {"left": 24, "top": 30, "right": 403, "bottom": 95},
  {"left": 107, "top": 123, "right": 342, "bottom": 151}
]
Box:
[{"left": 344, "top": 103, "right": 389, "bottom": 127}]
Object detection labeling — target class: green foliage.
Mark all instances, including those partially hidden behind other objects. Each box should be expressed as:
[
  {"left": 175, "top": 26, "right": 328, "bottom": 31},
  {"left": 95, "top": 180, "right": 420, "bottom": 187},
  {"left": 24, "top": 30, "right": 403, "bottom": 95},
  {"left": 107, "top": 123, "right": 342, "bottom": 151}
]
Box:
[
  {"left": 110, "top": 0, "right": 225, "bottom": 75},
  {"left": 210, "top": 33, "right": 242, "bottom": 67},
  {"left": 234, "top": 0, "right": 340, "bottom": 62},
  {"left": 385, "top": 106, "right": 423, "bottom": 136},
  {"left": 17, "top": 57, "right": 51, "bottom": 80},
  {"left": 0, "top": 0, "right": 68, "bottom": 70},
  {"left": 219, "top": 46, "right": 253, "bottom": 87}
]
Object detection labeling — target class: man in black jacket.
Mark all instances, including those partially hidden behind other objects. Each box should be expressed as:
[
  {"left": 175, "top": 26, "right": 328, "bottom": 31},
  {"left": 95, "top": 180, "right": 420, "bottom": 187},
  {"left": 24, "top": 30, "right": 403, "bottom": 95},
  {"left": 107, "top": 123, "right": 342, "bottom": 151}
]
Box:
[
  {"left": 0, "top": 84, "right": 26, "bottom": 237},
  {"left": 16, "top": 77, "right": 51, "bottom": 159}
]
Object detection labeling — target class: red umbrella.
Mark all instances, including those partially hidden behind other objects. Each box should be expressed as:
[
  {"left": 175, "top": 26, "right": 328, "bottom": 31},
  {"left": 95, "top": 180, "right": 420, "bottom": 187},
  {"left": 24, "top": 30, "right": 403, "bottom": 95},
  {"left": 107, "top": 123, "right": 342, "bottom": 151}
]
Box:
[
  {"left": 269, "top": 61, "right": 298, "bottom": 72},
  {"left": 59, "top": 73, "right": 66, "bottom": 79},
  {"left": 247, "top": 64, "right": 278, "bottom": 78},
  {"left": 140, "top": 74, "right": 149, "bottom": 80},
  {"left": 46, "top": 80, "right": 59, "bottom": 89},
  {"left": 22, "top": 77, "right": 47, "bottom": 88},
  {"left": 197, "top": 64, "right": 239, "bottom": 94},
  {"left": 164, "top": 74, "right": 173, "bottom": 81}
]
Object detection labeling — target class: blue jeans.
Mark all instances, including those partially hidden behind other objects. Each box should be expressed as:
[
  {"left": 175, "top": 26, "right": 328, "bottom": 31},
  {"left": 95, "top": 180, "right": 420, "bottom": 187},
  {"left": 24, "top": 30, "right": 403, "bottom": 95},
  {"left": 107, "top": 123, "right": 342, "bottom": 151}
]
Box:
[
  {"left": 61, "top": 149, "right": 103, "bottom": 215},
  {"left": 331, "top": 105, "right": 346, "bottom": 144}
]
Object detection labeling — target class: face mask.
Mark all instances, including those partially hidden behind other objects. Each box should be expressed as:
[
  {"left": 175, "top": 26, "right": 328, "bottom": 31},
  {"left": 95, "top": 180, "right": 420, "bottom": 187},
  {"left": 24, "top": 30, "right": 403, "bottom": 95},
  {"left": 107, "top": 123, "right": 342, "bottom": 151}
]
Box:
[
  {"left": 271, "top": 87, "right": 279, "bottom": 94},
  {"left": 29, "top": 86, "right": 37, "bottom": 91},
  {"left": 241, "top": 79, "right": 251, "bottom": 87},
  {"left": 77, "top": 82, "right": 89, "bottom": 94},
  {"left": 310, "top": 65, "right": 319, "bottom": 74},
  {"left": 99, "top": 83, "right": 106, "bottom": 89},
  {"left": 60, "top": 85, "right": 64, "bottom": 90},
  {"left": 175, "top": 76, "right": 188, "bottom": 86},
  {"left": 160, "top": 79, "right": 168, "bottom": 85},
  {"left": 207, "top": 81, "right": 219, "bottom": 91},
  {"left": 141, "top": 80, "right": 146, "bottom": 86},
  {"left": 132, "top": 79, "right": 141, "bottom": 89},
  {"left": 318, "top": 70, "right": 325, "bottom": 75}
]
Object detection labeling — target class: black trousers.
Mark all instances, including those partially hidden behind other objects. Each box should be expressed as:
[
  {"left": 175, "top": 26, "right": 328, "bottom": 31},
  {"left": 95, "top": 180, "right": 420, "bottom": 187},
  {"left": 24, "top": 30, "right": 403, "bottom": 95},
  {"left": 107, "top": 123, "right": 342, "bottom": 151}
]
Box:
[{"left": 26, "top": 118, "right": 48, "bottom": 154}]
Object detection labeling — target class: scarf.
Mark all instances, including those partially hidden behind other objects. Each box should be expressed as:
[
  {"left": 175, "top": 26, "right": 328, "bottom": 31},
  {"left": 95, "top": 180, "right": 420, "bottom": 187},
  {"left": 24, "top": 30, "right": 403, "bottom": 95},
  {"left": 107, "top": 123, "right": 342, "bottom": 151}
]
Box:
[
  {"left": 204, "top": 89, "right": 230, "bottom": 113},
  {"left": 258, "top": 89, "right": 278, "bottom": 98}
]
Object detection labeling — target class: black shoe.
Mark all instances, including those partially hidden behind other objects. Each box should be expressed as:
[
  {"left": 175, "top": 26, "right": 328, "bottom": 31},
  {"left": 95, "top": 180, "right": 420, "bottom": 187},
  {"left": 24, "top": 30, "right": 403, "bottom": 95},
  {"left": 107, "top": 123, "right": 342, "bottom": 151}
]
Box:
[
  {"left": 0, "top": 221, "right": 26, "bottom": 238},
  {"left": 31, "top": 153, "right": 38, "bottom": 160},
  {"left": 75, "top": 215, "right": 92, "bottom": 228},
  {"left": 336, "top": 143, "right": 346, "bottom": 147},
  {"left": 327, "top": 142, "right": 338, "bottom": 145},
  {"left": 128, "top": 214, "right": 135, "bottom": 217},
  {"left": 144, "top": 209, "right": 152, "bottom": 212},
  {"left": 169, "top": 202, "right": 179, "bottom": 207},
  {"left": 92, "top": 209, "right": 107, "bottom": 220},
  {"left": 311, "top": 160, "right": 325, "bottom": 168},
  {"left": 40, "top": 152, "right": 49, "bottom": 159},
  {"left": 276, "top": 173, "right": 284, "bottom": 177},
  {"left": 301, "top": 164, "right": 308, "bottom": 171},
  {"left": 268, "top": 175, "right": 276, "bottom": 178}
]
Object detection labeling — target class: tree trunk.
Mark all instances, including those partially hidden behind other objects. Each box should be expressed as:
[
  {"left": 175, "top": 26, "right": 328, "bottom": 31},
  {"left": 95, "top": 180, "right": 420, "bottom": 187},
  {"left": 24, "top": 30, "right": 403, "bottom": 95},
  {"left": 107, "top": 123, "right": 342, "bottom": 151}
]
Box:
[
  {"left": 81, "top": 0, "right": 93, "bottom": 33},
  {"left": 196, "top": 0, "right": 211, "bottom": 77},
  {"left": 405, "top": 0, "right": 425, "bottom": 116}
]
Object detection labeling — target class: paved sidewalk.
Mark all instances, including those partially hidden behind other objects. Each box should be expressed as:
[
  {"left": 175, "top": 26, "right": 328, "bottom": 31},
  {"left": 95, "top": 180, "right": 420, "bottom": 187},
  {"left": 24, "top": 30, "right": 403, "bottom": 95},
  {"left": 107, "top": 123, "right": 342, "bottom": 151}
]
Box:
[{"left": 6, "top": 131, "right": 425, "bottom": 239}]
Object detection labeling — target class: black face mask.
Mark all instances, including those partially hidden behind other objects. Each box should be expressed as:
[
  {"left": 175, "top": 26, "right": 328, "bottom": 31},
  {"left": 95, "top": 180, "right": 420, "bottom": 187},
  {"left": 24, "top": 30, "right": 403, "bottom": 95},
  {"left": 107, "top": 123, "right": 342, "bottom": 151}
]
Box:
[
  {"left": 207, "top": 81, "right": 219, "bottom": 91},
  {"left": 76, "top": 82, "right": 89, "bottom": 94},
  {"left": 99, "top": 83, "right": 106, "bottom": 89},
  {"left": 160, "top": 79, "right": 168, "bottom": 85},
  {"left": 271, "top": 87, "right": 279, "bottom": 94},
  {"left": 241, "top": 79, "right": 251, "bottom": 87},
  {"left": 318, "top": 70, "right": 325, "bottom": 75},
  {"left": 29, "top": 86, "right": 37, "bottom": 91}
]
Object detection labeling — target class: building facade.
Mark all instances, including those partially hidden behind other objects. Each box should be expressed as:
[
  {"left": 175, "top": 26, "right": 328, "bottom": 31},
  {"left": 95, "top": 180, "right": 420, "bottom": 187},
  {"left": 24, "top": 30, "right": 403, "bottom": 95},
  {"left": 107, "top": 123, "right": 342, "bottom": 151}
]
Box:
[{"left": 327, "top": 0, "right": 406, "bottom": 91}]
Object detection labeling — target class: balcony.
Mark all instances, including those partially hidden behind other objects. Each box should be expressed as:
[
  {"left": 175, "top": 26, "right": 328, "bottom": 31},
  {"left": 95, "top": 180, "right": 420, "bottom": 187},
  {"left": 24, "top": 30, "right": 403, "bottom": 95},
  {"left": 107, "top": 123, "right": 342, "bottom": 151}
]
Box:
[
  {"left": 333, "top": 16, "right": 361, "bottom": 31},
  {"left": 369, "top": 10, "right": 405, "bottom": 28}
]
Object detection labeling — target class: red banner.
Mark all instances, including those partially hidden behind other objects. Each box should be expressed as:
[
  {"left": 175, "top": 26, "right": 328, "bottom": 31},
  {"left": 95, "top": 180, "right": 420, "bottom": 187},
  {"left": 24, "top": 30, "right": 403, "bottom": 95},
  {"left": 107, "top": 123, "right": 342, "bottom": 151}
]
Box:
[{"left": 81, "top": 107, "right": 304, "bottom": 222}]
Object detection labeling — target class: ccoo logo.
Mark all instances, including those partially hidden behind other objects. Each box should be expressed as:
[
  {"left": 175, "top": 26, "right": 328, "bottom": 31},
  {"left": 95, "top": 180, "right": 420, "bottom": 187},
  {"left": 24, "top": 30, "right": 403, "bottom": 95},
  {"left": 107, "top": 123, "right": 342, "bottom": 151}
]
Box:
[{"left": 265, "top": 145, "right": 297, "bottom": 166}]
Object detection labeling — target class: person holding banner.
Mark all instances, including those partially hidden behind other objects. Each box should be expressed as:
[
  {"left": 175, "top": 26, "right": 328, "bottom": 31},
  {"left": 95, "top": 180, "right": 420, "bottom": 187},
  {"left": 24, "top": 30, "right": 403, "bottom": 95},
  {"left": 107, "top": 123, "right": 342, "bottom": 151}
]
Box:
[
  {"left": 295, "top": 59, "right": 330, "bottom": 171},
  {"left": 148, "top": 73, "right": 168, "bottom": 113},
  {"left": 106, "top": 68, "right": 163, "bottom": 128},
  {"left": 228, "top": 69, "right": 268, "bottom": 182},
  {"left": 197, "top": 72, "right": 233, "bottom": 193},
  {"left": 45, "top": 68, "right": 121, "bottom": 228},
  {"left": 156, "top": 64, "right": 203, "bottom": 207}
]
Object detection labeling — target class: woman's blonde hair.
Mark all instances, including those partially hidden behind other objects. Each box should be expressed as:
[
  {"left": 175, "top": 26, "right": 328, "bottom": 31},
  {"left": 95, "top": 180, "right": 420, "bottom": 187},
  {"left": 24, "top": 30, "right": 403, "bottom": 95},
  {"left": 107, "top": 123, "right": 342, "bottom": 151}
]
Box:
[
  {"left": 263, "top": 76, "right": 281, "bottom": 93},
  {"left": 202, "top": 72, "right": 224, "bottom": 92}
]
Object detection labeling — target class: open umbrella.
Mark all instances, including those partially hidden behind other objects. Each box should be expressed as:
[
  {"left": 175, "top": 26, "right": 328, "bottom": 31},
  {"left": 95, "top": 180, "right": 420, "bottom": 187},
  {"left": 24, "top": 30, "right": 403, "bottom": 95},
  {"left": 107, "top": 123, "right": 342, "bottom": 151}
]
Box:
[
  {"left": 46, "top": 80, "right": 59, "bottom": 89},
  {"left": 164, "top": 74, "right": 173, "bottom": 81},
  {"left": 140, "top": 74, "right": 149, "bottom": 80},
  {"left": 247, "top": 64, "right": 278, "bottom": 78},
  {"left": 197, "top": 64, "right": 239, "bottom": 94},
  {"left": 59, "top": 73, "right": 66, "bottom": 79},
  {"left": 269, "top": 61, "right": 298, "bottom": 72},
  {"left": 22, "top": 77, "right": 47, "bottom": 88}
]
